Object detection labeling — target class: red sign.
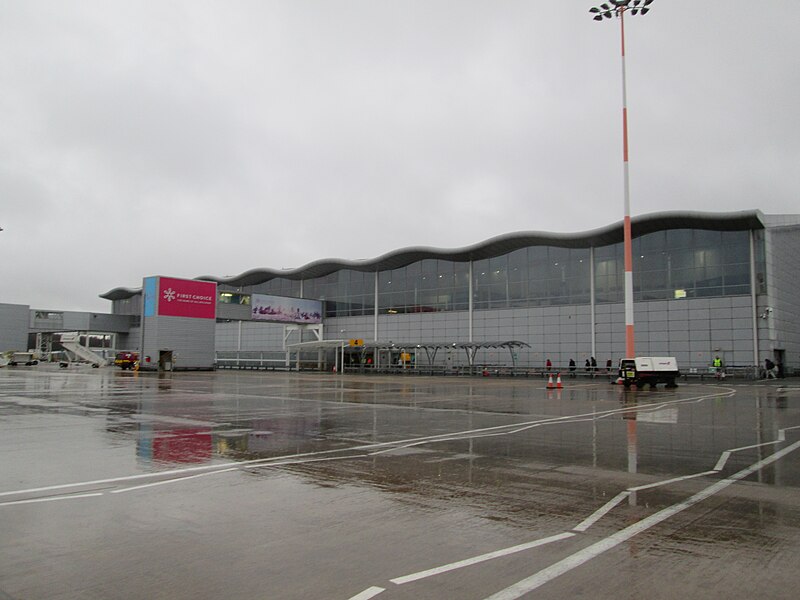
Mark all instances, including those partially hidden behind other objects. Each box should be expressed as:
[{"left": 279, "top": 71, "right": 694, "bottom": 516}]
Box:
[{"left": 157, "top": 277, "right": 217, "bottom": 319}]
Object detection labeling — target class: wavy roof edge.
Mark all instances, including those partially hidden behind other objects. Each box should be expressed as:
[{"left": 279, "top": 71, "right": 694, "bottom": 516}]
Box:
[{"left": 100, "top": 209, "right": 766, "bottom": 300}]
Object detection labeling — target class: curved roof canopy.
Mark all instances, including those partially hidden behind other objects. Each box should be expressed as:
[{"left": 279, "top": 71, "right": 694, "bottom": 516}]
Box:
[{"left": 100, "top": 210, "right": 765, "bottom": 300}]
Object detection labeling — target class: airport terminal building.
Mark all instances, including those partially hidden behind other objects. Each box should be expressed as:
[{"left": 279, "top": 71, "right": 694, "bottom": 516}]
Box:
[
  {"left": 83, "top": 209, "right": 797, "bottom": 374},
  {"left": 1, "top": 209, "right": 798, "bottom": 373}
]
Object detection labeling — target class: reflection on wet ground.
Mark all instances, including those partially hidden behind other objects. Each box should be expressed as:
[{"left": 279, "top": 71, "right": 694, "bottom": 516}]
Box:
[{"left": 1, "top": 367, "right": 800, "bottom": 599}]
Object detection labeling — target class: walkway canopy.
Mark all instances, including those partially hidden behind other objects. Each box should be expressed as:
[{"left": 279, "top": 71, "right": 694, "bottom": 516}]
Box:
[{"left": 286, "top": 339, "right": 531, "bottom": 369}]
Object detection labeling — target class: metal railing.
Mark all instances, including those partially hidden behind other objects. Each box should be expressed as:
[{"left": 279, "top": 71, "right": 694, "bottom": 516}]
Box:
[{"left": 213, "top": 352, "right": 769, "bottom": 380}]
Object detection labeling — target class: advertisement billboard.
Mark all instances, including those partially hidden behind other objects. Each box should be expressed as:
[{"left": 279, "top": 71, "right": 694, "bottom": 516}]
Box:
[
  {"left": 252, "top": 294, "right": 322, "bottom": 324},
  {"left": 154, "top": 277, "right": 217, "bottom": 319}
]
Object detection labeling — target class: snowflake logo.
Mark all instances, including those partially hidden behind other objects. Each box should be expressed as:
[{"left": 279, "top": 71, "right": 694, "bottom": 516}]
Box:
[{"left": 163, "top": 288, "right": 176, "bottom": 302}]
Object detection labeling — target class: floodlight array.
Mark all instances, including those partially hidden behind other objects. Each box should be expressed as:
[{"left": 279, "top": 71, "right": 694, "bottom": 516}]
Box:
[{"left": 589, "top": 0, "right": 654, "bottom": 21}]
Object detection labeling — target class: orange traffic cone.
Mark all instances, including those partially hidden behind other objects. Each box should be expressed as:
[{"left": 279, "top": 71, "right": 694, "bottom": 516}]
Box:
[
  {"left": 547, "top": 373, "right": 554, "bottom": 389},
  {"left": 556, "top": 373, "right": 563, "bottom": 389}
]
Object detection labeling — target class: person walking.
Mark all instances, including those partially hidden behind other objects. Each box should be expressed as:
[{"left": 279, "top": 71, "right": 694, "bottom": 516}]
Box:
[
  {"left": 765, "top": 358, "right": 776, "bottom": 379},
  {"left": 569, "top": 358, "right": 576, "bottom": 378},
  {"left": 545, "top": 358, "right": 552, "bottom": 373}
]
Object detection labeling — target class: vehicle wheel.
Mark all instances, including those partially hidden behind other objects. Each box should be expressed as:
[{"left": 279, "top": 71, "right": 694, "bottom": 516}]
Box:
[{"left": 666, "top": 378, "right": 677, "bottom": 388}]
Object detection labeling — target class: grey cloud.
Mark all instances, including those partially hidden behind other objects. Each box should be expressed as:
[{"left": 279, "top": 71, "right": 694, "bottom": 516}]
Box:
[{"left": 0, "top": 1, "right": 798, "bottom": 311}]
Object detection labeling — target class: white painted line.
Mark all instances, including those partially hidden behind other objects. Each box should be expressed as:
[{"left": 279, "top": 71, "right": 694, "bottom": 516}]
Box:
[
  {"left": 254, "top": 454, "right": 369, "bottom": 469},
  {"left": 728, "top": 440, "right": 781, "bottom": 453},
  {"left": 347, "top": 586, "right": 385, "bottom": 600},
  {"left": 111, "top": 454, "right": 369, "bottom": 494},
  {"left": 111, "top": 468, "right": 240, "bottom": 493},
  {"left": 714, "top": 451, "right": 731, "bottom": 472},
  {"left": 0, "top": 463, "right": 240, "bottom": 498},
  {"left": 629, "top": 470, "right": 718, "bottom": 492},
  {"left": 390, "top": 532, "right": 575, "bottom": 585},
  {"left": 483, "top": 439, "right": 800, "bottom": 600},
  {"left": 573, "top": 492, "right": 629, "bottom": 532},
  {"left": 0, "top": 492, "right": 103, "bottom": 507}
]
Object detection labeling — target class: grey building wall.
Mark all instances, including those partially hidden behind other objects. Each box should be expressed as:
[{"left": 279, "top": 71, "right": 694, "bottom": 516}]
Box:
[
  {"left": 112, "top": 296, "right": 141, "bottom": 316},
  {"left": 212, "top": 295, "right": 761, "bottom": 371},
  {"left": 117, "top": 327, "right": 141, "bottom": 352},
  {"left": 305, "top": 296, "right": 758, "bottom": 371},
  {"left": 379, "top": 311, "right": 470, "bottom": 343},
  {"left": 216, "top": 320, "right": 286, "bottom": 352},
  {"left": 141, "top": 315, "right": 215, "bottom": 370},
  {"left": 0, "top": 303, "right": 31, "bottom": 351},
  {"left": 765, "top": 225, "right": 800, "bottom": 367},
  {"left": 217, "top": 303, "right": 251, "bottom": 321}
]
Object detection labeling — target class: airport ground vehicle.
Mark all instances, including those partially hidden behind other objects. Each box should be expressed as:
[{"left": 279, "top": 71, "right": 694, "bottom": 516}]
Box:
[
  {"left": 7, "top": 352, "right": 39, "bottom": 366},
  {"left": 114, "top": 351, "right": 139, "bottom": 370},
  {"left": 618, "top": 357, "right": 679, "bottom": 388}
]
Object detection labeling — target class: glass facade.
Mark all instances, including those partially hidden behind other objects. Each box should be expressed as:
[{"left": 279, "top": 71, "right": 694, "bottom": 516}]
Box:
[
  {"left": 305, "top": 269, "right": 374, "bottom": 317},
  {"left": 217, "top": 229, "right": 762, "bottom": 318},
  {"left": 634, "top": 229, "right": 753, "bottom": 300},
  {"left": 472, "top": 247, "right": 591, "bottom": 309},
  {"left": 220, "top": 278, "right": 301, "bottom": 299},
  {"left": 378, "top": 260, "right": 469, "bottom": 314}
]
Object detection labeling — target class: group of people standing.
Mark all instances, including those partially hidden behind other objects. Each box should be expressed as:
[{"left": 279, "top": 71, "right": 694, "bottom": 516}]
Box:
[{"left": 545, "top": 356, "right": 613, "bottom": 378}]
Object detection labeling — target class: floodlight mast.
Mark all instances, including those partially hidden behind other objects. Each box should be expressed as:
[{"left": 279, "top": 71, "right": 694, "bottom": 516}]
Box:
[{"left": 588, "top": 0, "right": 654, "bottom": 360}]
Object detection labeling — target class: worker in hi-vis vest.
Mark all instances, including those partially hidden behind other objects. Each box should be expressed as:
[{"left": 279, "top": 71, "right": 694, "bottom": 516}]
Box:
[{"left": 713, "top": 355, "right": 724, "bottom": 379}]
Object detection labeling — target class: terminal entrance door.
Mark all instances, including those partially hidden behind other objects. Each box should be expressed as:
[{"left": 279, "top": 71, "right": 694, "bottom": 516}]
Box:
[
  {"left": 159, "top": 350, "right": 174, "bottom": 371},
  {"left": 773, "top": 349, "right": 785, "bottom": 376}
]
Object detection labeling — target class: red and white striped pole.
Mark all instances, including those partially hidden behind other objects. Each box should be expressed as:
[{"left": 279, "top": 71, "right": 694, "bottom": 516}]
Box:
[
  {"left": 619, "top": 8, "right": 635, "bottom": 358},
  {"left": 590, "top": 0, "right": 655, "bottom": 358}
]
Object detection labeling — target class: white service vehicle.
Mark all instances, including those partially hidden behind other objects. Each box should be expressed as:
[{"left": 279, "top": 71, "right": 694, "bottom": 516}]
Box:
[
  {"left": 7, "top": 352, "right": 39, "bottom": 366},
  {"left": 618, "top": 357, "right": 680, "bottom": 388}
]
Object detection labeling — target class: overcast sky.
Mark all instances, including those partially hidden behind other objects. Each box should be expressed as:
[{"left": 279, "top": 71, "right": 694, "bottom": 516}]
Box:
[{"left": 1, "top": 1, "right": 798, "bottom": 312}]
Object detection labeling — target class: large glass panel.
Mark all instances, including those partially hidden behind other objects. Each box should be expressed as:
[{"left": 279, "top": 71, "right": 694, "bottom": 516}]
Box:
[
  {"left": 666, "top": 229, "right": 694, "bottom": 249},
  {"left": 693, "top": 229, "right": 722, "bottom": 248},
  {"left": 508, "top": 248, "right": 527, "bottom": 282},
  {"left": 300, "top": 270, "right": 375, "bottom": 316},
  {"left": 753, "top": 230, "right": 767, "bottom": 293},
  {"left": 721, "top": 230, "right": 751, "bottom": 295},
  {"left": 722, "top": 230, "right": 750, "bottom": 263},
  {"left": 472, "top": 259, "right": 491, "bottom": 309},
  {"left": 249, "top": 278, "right": 301, "bottom": 297},
  {"left": 487, "top": 256, "right": 509, "bottom": 308},
  {"left": 594, "top": 242, "right": 623, "bottom": 303},
  {"left": 567, "top": 247, "right": 591, "bottom": 303}
]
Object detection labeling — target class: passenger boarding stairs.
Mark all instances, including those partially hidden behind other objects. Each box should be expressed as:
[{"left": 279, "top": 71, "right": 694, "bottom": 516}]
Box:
[{"left": 59, "top": 333, "right": 107, "bottom": 367}]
